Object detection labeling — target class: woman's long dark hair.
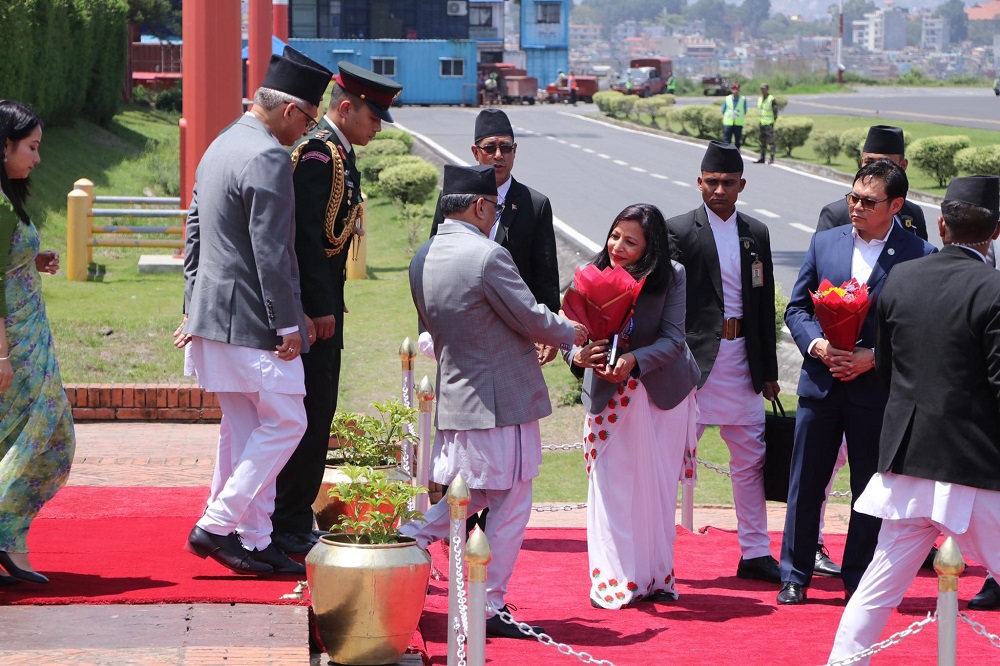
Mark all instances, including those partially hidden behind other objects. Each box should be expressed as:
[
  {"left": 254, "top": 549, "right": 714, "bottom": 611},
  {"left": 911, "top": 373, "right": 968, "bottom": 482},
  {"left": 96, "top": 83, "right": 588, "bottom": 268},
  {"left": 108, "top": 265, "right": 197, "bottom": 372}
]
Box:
[
  {"left": 0, "top": 99, "right": 43, "bottom": 224},
  {"left": 592, "top": 203, "right": 675, "bottom": 293}
]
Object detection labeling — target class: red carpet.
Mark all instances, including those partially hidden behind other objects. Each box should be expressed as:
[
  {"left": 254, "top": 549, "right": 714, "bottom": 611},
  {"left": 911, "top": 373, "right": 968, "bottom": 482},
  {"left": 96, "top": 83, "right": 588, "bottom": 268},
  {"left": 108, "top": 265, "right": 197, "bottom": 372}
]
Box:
[
  {"left": 418, "top": 527, "right": 998, "bottom": 666},
  {"left": 2, "top": 487, "right": 307, "bottom": 606}
]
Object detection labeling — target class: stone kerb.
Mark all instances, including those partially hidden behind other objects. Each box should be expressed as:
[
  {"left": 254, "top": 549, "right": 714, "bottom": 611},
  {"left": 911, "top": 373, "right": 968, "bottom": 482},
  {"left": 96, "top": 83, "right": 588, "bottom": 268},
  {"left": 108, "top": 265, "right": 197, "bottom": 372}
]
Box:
[{"left": 65, "top": 383, "right": 221, "bottom": 422}]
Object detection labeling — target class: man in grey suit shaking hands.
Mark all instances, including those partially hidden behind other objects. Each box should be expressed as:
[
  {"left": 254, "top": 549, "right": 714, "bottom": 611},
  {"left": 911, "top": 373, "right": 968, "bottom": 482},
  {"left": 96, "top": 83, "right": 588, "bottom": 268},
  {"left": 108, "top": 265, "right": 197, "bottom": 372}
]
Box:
[
  {"left": 403, "top": 165, "right": 587, "bottom": 638},
  {"left": 174, "top": 49, "right": 332, "bottom": 576}
]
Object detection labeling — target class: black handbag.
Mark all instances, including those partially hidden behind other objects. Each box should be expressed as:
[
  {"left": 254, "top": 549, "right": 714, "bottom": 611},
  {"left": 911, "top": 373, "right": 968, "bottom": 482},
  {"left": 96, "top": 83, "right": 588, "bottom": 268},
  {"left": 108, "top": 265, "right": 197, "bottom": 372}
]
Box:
[{"left": 763, "top": 397, "right": 796, "bottom": 503}]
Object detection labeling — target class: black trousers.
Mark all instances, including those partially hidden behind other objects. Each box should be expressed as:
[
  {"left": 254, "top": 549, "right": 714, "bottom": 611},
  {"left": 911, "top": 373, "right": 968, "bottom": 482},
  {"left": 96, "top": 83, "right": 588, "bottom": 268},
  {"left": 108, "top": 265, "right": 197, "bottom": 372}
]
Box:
[{"left": 272, "top": 343, "right": 342, "bottom": 534}]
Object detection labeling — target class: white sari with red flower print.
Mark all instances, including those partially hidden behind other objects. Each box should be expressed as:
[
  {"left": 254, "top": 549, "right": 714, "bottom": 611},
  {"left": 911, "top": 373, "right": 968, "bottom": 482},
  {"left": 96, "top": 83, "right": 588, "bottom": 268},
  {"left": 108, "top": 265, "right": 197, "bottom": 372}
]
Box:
[{"left": 584, "top": 378, "right": 697, "bottom": 609}]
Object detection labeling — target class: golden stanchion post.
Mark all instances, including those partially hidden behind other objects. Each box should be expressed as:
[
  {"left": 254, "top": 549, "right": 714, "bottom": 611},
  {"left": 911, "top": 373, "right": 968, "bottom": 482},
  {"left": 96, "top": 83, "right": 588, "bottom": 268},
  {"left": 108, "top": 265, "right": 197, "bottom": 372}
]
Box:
[
  {"left": 935, "top": 536, "right": 965, "bottom": 666},
  {"left": 72, "top": 179, "right": 95, "bottom": 264},
  {"left": 399, "top": 337, "right": 417, "bottom": 488},
  {"left": 447, "top": 475, "right": 471, "bottom": 666},
  {"left": 66, "top": 188, "right": 91, "bottom": 282},
  {"left": 346, "top": 197, "right": 367, "bottom": 280},
  {"left": 465, "top": 526, "right": 492, "bottom": 666},
  {"left": 416, "top": 376, "right": 435, "bottom": 514}
]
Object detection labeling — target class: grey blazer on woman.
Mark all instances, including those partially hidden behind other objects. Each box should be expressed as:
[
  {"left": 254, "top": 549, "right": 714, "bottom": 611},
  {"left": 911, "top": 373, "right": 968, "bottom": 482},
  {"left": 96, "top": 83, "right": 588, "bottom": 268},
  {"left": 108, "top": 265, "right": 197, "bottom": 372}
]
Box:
[
  {"left": 410, "top": 221, "right": 576, "bottom": 431},
  {"left": 183, "top": 114, "right": 308, "bottom": 353},
  {"left": 570, "top": 261, "right": 701, "bottom": 414}
]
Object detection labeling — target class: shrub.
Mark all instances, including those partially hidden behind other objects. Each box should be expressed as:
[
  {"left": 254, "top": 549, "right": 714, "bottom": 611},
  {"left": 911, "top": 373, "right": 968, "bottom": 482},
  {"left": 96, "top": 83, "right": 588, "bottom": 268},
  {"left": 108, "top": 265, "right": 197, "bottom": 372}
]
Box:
[
  {"left": 682, "top": 105, "right": 721, "bottom": 139},
  {"left": 909, "top": 135, "right": 971, "bottom": 187},
  {"left": 379, "top": 159, "right": 439, "bottom": 206},
  {"left": 356, "top": 138, "right": 408, "bottom": 160},
  {"left": 812, "top": 130, "right": 842, "bottom": 164},
  {"left": 775, "top": 118, "right": 814, "bottom": 157},
  {"left": 359, "top": 154, "right": 425, "bottom": 198},
  {"left": 153, "top": 86, "right": 182, "bottom": 112},
  {"left": 840, "top": 128, "right": 869, "bottom": 167},
  {"left": 772, "top": 95, "right": 789, "bottom": 112},
  {"left": 593, "top": 91, "right": 622, "bottom": 116},
  {"left": 634, "top": 97, "right": 659, "bottom": 124},
  {"left": 676, "top": 106, "right": 705, "bottom": 136},
  {"left": 743, "top": 117, "right": 760, "bottom": 149},
  {"left": 616, "top": 94, "right": 637, "bottom": 119},
  {"left": 376, "top": 127, "right": 414, "bottom": 151},
  {"left": 954, "top": 145, "right": 1000, "bottom": 177}
]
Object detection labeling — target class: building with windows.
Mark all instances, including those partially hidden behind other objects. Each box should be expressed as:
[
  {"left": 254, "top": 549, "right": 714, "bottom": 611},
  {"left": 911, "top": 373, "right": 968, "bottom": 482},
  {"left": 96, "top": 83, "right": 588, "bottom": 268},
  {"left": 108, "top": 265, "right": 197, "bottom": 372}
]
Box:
[
  {"left": 921, "top": 17, "right": 949, "bottom": 54},
  {"left": 851, "top": 8, "right": 908, "bottom": 53}
]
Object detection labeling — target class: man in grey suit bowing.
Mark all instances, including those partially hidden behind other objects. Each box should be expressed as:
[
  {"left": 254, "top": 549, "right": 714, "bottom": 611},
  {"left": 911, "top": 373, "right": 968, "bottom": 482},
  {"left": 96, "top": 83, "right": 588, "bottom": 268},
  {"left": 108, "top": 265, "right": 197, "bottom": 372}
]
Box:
[
  {"left": 403, "top": 164, "right": 587, "bottom": 638},
  {"left": 175, "top": 49, "right": 332, "bottom": 576}
]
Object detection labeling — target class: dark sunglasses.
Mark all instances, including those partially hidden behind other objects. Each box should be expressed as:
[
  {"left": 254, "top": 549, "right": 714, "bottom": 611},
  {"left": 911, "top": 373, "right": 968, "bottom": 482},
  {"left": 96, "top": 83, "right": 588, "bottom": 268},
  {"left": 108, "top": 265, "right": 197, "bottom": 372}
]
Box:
[
  {"left": 476, "top": 141, "right": 515, "bottom": 155},
  {"left": 845, "top": 192, "right": 890, "bottom": 211}
]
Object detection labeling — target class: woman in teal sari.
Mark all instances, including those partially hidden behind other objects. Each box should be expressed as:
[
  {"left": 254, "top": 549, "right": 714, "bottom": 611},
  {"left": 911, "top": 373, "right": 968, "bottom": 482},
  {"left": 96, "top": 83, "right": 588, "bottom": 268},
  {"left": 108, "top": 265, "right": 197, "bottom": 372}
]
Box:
[{"left": 0, "top": 100, "right": 74, "bottom": 586}]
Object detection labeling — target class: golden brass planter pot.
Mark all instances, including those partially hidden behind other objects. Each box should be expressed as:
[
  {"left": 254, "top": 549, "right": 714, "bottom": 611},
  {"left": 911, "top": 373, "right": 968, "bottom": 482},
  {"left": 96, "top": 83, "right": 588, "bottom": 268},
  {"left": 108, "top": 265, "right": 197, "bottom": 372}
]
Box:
[{"left": 306, "top": 534, "right": 431, "bottom": 665}]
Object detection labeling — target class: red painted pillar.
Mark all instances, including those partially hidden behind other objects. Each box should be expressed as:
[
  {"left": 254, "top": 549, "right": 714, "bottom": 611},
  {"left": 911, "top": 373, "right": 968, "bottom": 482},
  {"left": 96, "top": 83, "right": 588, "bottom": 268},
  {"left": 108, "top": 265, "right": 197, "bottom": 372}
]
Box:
[
  {"left": 180, "top": 0, "right": 242, "bottom": 211},
  {"left": 273, "top": 0, "right": 289, "bottom": 42},
  {"left": 248, "top": 0, "right": 274, "bottom": 99}
]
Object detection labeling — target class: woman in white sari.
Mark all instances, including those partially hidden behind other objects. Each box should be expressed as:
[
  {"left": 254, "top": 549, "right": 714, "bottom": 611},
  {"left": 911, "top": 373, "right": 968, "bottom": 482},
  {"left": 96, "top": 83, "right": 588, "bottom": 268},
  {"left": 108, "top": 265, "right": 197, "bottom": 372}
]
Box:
[{"left": 566, "top": 204, "right": 701, "bottom": 609}]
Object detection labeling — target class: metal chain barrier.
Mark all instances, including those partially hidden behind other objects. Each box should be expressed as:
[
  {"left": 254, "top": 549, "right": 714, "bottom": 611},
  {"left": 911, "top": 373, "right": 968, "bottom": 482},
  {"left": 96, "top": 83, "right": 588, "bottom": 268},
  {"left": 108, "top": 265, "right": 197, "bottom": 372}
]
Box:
[
  {"left": 452, "top": 533, "right": 469, "bottom": 666},
  {"left": 532, "top": 503, "right": 587, "bottom": 512},
  {"left": 542, "top": 443, "right": 585, "bottom": 452},
  {"left": 693, "top": 457, "right": 854, "bottom": 498},
  {"left": 825, "top": 612, "right": 937, "bottom": 666},
  {"left": 493, "top": 606, "right": 617, "bottom": 665},
  {"left": 960, "top": 611, "right": 1000, "bottom": 649}
]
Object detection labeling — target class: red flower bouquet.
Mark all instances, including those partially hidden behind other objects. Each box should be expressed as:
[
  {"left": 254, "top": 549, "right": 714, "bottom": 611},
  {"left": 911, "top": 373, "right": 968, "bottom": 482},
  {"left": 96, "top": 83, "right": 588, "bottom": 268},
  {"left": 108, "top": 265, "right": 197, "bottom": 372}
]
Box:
[
  {"left": 561, "top": 264, "right": 645, "bottom": 342},
  {"left": 810, "top": 278, "right": 874, "bottom": 351}
]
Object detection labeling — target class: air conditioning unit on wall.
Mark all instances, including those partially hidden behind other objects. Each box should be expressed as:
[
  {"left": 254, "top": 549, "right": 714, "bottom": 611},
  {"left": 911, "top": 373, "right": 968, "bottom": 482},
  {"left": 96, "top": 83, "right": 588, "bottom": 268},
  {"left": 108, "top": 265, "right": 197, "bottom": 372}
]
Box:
[{"left": 446, "top": 1, "right": 468, "bottom": 17}]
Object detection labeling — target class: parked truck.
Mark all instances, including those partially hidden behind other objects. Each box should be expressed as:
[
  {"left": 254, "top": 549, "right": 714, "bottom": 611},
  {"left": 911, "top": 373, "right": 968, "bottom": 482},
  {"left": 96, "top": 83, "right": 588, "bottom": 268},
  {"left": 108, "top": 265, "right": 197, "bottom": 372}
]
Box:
[
  {"left": 478, "top": 63, "right": 538, "bottom": 105},
  {"left": 611, "top": 58, "right": 673, "bottom": 97},
  {"left": 544, "top": 74, "right": 599, "bottom": 103}
]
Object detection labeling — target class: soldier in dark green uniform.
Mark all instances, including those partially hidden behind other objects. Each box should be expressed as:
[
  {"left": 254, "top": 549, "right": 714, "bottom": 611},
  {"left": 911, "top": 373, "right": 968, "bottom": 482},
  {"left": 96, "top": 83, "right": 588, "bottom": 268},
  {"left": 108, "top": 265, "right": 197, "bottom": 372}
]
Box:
[{"left": 272, "top": 61, "right": 402, "bottom": 555}]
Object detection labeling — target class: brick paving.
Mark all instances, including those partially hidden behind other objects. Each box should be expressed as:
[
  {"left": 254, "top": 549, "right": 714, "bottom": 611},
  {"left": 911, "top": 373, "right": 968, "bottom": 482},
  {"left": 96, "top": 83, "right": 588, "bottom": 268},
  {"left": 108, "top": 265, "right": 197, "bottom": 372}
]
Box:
[{"left": 0, "top": 421, "right": 851, "bottom": 665}]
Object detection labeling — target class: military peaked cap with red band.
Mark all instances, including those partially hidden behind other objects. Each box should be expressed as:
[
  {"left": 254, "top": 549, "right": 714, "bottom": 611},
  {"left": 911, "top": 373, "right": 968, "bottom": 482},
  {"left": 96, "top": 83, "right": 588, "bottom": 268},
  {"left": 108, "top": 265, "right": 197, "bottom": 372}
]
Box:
[{"left": 335, "top": 61, "right": 403, "bottom": 123}]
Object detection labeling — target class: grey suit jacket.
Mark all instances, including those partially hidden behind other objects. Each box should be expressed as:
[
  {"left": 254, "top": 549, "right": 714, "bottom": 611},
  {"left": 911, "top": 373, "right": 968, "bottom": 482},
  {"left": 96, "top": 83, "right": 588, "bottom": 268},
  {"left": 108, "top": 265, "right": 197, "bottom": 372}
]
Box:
[
  {"left": 410, "top": 221, "right": 576, "bottom": 431},
  {"left": 183, "top": 114, "right": 308, "bottom": 353},
  {"left": 569, "top": 262, "right": 701, "bottom": 413}
]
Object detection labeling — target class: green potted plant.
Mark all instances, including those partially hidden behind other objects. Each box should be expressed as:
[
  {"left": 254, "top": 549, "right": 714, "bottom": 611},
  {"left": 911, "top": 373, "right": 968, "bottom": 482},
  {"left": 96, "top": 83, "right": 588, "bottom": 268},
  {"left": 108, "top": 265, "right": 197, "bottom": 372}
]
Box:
[
  {"left": 313, "top": 399, "right": 418, "bottom": 530},
  {"left": 306, "top": 466, "right": 431, "bottom": 666}
]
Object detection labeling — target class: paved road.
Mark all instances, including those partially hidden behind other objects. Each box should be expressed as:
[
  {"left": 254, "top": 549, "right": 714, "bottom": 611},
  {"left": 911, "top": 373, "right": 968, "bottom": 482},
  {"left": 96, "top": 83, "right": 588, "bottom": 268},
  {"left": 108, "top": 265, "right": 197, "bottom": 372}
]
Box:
[{"left": 393, "top": 103, "right": 941, "bottom": 292}]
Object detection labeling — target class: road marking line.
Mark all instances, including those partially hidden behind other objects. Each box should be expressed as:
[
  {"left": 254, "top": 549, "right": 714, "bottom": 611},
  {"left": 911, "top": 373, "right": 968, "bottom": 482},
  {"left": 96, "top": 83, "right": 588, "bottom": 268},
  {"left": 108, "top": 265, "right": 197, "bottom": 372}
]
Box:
[
  {"left": 672, "top": 181, "right": 691, "bottom": 187},
  {"left": 583, "top": 148, "right": 595, "bottom": 154},
  {"left": 613, "top": 159, "right": 628, "bottom": 166},
  {"left": 650, "top": 173, "right": 669, "bottom": 180},
  {"left": 556, "top": 139, "right": 567, "bottom": 144},
  {"left": 631, "top": 166, "right": 647, "bottom": 173},
  {"left": 790, "top": 223, "right": 815, "bottom": 233},
  {"left": 754, "top": 208, "right": 780, "bottom": 218},
  {"left": 598, "top": 153, "right": 610, "bottom": 159},
  {"left": 569, "top": 143, "right": 581, "bottom": 149}
]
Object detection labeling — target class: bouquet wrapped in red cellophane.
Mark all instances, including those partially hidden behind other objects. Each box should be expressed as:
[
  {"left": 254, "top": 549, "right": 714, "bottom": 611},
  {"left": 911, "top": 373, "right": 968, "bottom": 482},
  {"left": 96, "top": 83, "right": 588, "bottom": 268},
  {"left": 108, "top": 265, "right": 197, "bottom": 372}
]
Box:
[
  {"left": 561, "top": 265, "right": 645, "bottom": 363},
  {"left": 810, "top": 278, "right": 874, "bottom": 351}
]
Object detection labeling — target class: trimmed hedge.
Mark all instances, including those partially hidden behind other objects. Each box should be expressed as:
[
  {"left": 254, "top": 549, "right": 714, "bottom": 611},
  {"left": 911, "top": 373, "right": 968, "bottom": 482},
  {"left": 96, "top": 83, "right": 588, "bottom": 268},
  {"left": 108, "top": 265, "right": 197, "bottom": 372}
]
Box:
[
  {"left": 909, "top": 135, "right": 971, "bottom": 187},
  {"left": 379, "top": 159, "right": 439, "bottom": 205},
  {"left": 376, "top": 127, "right": 414, "bottom": 151},
  {"left": 359, "top": 154, "right": 425, "bottom": 198},
  {"left": 839, "top": 127, "right": 869, "bottom": 167},
  {"left": 955, "top": 145, "right": 1000, "bottom": 177},
  {"left": 0, "top": 0, "right": 128, "bottom": 126},
  {"left": 812, "top": 130, "right": 842, "bottom": 164},
  {"left": 356, "top": 138, "right": 409, "bottom": 160},
  {"left": 775, "top": 118, "right": 814, "bottom": 157}
]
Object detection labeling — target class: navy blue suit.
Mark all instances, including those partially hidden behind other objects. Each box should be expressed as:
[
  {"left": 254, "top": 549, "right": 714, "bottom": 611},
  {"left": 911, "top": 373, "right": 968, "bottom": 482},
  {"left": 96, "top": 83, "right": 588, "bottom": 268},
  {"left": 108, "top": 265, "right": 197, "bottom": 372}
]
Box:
[{"left": 781, "top": 222, "right": 935, "bottom": 591}]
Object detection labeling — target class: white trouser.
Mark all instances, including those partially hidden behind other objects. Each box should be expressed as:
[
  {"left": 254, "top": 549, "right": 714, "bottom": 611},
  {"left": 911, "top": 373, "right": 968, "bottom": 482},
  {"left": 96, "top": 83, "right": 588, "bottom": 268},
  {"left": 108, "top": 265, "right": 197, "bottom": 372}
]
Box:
[
  {"left": 697, "top": 422, "right": 771, "bottom": 559},
  {"left": 199, "top": 390, "right": 307, "bottom": 551},
  {"left": 400, "top": 478, "right": 534, "bottom": 615},
  {"left": 829, "top": 511, "right": 1000, "bottom": 665}
]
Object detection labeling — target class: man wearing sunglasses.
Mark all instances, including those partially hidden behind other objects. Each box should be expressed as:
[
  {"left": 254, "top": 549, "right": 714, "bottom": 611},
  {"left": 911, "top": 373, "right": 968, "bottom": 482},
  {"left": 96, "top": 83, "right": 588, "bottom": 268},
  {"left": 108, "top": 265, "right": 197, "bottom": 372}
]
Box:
[
  {"left": 429, "top": 109, "right": 560, "bottom": 363},
  {"left": 270, "top": 60, "right": 403, "bottom": 557},
  {"left": 815, "top": 125, "right": 928, "bottom": 241},
  {"left": 779, "top": 160, "right": 935, "bottom": 605}
]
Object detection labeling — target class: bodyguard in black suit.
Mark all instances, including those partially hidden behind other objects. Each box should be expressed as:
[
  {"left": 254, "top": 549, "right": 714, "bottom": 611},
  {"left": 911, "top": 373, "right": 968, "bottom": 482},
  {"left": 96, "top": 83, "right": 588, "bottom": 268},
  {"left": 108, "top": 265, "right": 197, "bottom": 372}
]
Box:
[
  {"left": 272, "top": 62, "right": 402, "bottom": 555},
  {"left": 779, "top": 161, "right": 936, "bottom": 605},
  {"left": 830, "top": 176, "right": 1000, "bottom": 661},
  {"left": 665, "top": 141, "right": 782, "bottom": 583},
  {"left": 815, "top": 125, "right": 928, "bottom": 241}
]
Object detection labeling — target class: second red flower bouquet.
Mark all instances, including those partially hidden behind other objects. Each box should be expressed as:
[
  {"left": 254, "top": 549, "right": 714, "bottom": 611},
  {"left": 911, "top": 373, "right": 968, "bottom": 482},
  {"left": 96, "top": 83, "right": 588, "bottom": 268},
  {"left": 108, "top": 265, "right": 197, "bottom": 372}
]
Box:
[
  {"left": 561, "top": 264, "right": 645, "bottom": 364},
  {"left": 810, "top": 278, "right": 874, "bottom": 351}
]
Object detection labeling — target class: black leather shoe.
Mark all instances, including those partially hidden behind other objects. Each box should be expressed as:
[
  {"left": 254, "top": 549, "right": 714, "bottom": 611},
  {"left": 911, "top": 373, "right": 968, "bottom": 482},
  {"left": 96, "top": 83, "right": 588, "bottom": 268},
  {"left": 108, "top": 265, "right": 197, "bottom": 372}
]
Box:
[
  {"left": 922, "top": 546, "right": 938, "bottom": 570},
  {"left": 485, "top": 614, "right": 544, "bottom": 639},
  {"left": 736, "top": 555, "right": 782, "bottom": 583},
  {"left": 0, "top": 552, "right": 49, "bottom": 584},
  {"left": 814, "top": 545, "right": 842, "bottom": 578},
  {"left": 250, "top": 543, "right": 306, "bottom": 575},
  {"left": 271, "top": 531, "right": 316, "bottom": 556},
  {"left": 184, "top": 526, "right": 273, "bottom": 575},
  {"left": 754, "top": 157, "right": 766, "bottom": 164},
  {"left": 969, "top": 577, "right": 1000, "bottom": 610},
  {"left": 777, "top": 582, "right": 806, "bottom": 605},
  {"left": 590, "top": 597, "right": 603, "bottom": 609},
  {"left": 645, "top": 591, "right": 677, "bottom": 603},
  {"left": 844, "top": 585, "right": 857, "bottom": 601}
]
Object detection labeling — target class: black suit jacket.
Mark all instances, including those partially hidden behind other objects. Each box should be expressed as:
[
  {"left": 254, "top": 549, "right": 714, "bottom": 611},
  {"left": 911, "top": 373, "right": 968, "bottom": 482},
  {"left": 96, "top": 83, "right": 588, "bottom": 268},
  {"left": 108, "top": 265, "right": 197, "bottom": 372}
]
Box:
[
  {"left": 431, "top": 177, "right": 560, "bottom": 313},
  {"left": 875, "top": 245, "right": 1000, "bottom": 490},
  {"left": 816, "top": 196, "right": 928, "bottom": 241},
  {"left": 665, "top": 206, "right": 778, "bottom": 393},
  {"left": 291, "top": 118, "right": 359, "bottom": 350}
]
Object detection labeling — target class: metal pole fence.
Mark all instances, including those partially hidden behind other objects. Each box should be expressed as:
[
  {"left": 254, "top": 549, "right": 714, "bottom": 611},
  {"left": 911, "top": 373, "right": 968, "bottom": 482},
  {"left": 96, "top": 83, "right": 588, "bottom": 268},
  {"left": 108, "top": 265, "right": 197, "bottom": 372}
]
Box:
[
  {"left": 935, "top": 537, "right": 964, "bottom": 666},
  {"left": 447, "top": 475, "right": 471, "bottom": 666},
  {"left": 465, "top": 526, "right": 491, "bottom": 666}
]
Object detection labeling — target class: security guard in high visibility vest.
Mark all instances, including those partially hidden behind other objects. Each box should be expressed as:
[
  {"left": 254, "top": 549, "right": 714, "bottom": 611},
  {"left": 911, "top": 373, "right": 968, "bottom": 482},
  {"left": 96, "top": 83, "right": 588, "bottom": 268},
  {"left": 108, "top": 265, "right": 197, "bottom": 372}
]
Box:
[
  {"left": 721, "top": 82, "right": 747, "bottom": 149},
  {"left": 755, "top": 83, "right": 778, "bottom": 164}
]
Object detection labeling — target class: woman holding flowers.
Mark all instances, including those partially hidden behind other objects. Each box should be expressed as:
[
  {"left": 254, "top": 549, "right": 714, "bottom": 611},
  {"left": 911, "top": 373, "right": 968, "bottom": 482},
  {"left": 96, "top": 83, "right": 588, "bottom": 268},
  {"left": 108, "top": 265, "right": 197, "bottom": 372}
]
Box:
[
  {"left": 566, "top": 203, "right": 701, "bottom": 609},
  {"left": 0, "top": 100, "right": 74, "bottom": 586}
]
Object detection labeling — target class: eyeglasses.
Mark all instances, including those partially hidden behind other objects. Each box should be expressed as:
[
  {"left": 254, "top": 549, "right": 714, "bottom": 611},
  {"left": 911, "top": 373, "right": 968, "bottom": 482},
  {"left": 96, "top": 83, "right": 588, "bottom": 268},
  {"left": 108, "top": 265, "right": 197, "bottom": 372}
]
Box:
[
  {"left": 476, "top": 141, "right": 515, "bottom": 155},
  {"left": 482, "top": 198, "right": 506, "bottom": 216},
  {"left": 845, "top": 192, "right": 890, "bottom": 211},
  {"left": 292, "top": 105, "right": 318, "bottom": 132}
]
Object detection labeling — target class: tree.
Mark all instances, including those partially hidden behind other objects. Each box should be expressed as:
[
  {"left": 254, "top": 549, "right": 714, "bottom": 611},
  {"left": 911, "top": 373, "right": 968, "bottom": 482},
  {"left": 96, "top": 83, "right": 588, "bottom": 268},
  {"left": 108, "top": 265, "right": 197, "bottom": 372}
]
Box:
[
  {"left": 741, "top": 0, "right": 771, "bottom": 38},
  {"left": 840, "top": 0, "right": 876, "bottom": 46},
  {"left": 935, "top": 0, "right": 968, "bottom": 44},
  {"left": 127, "top": 0, "right": 181, "bottom": 39},
  {"left": 686, "top": 0, "right": 731, "bottom": 40}
]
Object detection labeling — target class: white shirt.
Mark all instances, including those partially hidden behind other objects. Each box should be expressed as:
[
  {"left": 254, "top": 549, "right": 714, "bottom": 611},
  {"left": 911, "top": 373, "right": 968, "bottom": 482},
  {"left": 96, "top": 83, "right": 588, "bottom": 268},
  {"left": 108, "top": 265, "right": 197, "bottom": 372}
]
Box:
[
  {"left": 489, "top": 177, "right": 513, "bottom": 242},
  {"left": 704, "top": 204, "right": 743, "bottom": 319}
]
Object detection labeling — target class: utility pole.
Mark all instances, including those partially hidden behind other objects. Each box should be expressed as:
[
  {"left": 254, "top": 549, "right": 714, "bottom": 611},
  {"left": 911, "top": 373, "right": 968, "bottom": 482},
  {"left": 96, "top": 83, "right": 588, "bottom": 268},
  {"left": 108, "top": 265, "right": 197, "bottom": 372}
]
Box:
[{"left": 837, "top": 0, "right": 844, "bottom": 85}]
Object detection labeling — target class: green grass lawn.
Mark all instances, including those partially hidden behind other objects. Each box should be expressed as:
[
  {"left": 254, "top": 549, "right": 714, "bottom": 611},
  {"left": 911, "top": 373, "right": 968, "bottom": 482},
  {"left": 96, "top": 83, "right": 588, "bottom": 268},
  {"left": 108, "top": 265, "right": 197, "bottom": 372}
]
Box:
[{"left": 30, "top": 105, "right": 866, "bottom": 506}]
